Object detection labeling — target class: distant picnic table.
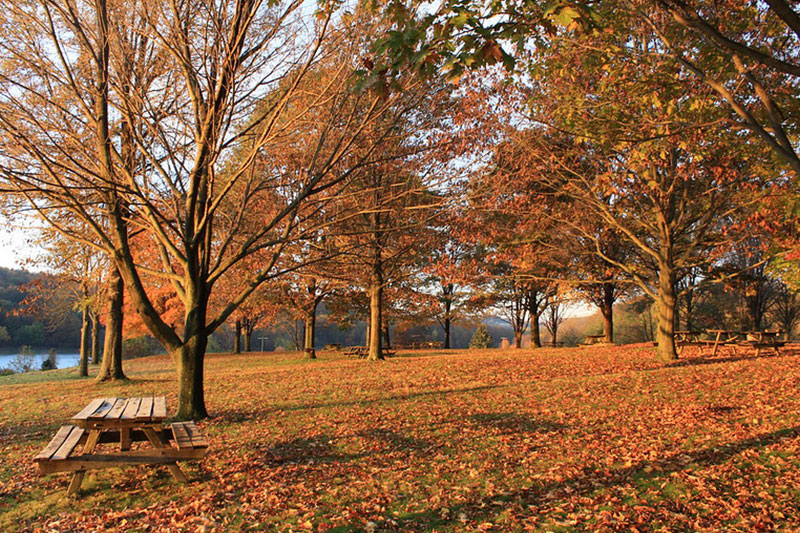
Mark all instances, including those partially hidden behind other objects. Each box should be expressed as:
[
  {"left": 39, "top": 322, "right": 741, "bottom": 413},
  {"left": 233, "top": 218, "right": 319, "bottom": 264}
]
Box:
[
  {"left": 34, "top": 396, "right": 208, "bottom": 495},
  {"left": 394, "top": 341, "right": 443, "bottom": 350},
  {"left": 343, "top": 346, "right": 396, "bottom": 358},
  {"left": 676, "top": 329, "right": 785, "bottom": 357},
  {"left": 579, "top": 335, "right": 611, "bottom": 347}
]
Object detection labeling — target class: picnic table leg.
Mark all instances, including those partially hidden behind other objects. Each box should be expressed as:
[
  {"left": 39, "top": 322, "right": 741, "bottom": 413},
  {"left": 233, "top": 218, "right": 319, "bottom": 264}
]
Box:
[
  {"left": 142, "top": 427, "right": 188, "bottom": 483},
  {"left": 68, "top": 429, "right": 101, "bottom": 496},
  {"left": 712, "top": 331, "right": 722, "bottom": 357},
  {"left": 120, "top": 427, "right": 131, "bottom": 451}
]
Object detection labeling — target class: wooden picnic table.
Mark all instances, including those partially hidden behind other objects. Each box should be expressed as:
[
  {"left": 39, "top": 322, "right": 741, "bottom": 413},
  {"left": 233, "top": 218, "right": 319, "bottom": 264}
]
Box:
[
  {"left": 740, "top": 330, "right": 785, "bottom": 356},
  {"left": 704, "top": 329, "right": 745, "bottom": 357},
  {"left": 579, "top": 335, "right": 610, "bottom": 347},
  {"left": 674, "top": 330, "right": 705, "bottom": 356},
  {"left": 34, "top": 397, "right": 208, "bottom": 495},
  {"left": 343, "top": 346, "right": 396, "bottom": 358}
]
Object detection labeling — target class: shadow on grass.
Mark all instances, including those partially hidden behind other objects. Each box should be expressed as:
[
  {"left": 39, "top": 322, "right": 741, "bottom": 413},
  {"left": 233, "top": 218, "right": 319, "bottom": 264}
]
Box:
[
  {"left": 216, "top": 384, "right": 504, "bottom": 423},
  {"left": 385, "top": 424, "right": 800, "bottom": 530},
  {"left": 466, "top": 412, "right": 568, "bottom": 436},
  {"left": 263, "top": 428, "right": 433, "bottom": 466},
  {"left": 667, "top": 350, "right": 789, "bottom": 368}
]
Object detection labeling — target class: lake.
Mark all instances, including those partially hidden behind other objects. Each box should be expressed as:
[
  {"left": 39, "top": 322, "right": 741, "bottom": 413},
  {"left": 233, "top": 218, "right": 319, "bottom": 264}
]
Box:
[{"left": 0, "top": 352, "right": 80, "bottom": 371}]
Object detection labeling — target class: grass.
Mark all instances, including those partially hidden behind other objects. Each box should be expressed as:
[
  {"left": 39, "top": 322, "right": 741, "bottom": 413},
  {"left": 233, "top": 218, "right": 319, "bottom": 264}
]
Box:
[{"left": 1, "top": 344, "right": 799, "bottom": 531}]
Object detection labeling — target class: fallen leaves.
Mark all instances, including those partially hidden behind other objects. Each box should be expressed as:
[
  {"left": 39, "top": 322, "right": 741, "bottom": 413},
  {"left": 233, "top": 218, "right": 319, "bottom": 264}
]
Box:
[{"left": 1, "top": 345, "right": 800, "bottom": 531}]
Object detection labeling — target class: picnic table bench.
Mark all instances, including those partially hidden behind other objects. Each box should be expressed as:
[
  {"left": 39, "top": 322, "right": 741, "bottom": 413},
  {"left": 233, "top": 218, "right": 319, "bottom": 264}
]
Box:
[{"left": 34, "top": 396, "right": 208, "bottom": 495}]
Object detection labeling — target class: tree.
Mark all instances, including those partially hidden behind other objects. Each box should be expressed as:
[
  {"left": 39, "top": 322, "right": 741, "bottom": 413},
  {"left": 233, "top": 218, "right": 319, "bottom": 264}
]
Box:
[
  {"left": 469, "top": 325, "right": 493, "bottom": 349},
  {"left": 0, "top": 1, "right": 427, "bottom": 418}
]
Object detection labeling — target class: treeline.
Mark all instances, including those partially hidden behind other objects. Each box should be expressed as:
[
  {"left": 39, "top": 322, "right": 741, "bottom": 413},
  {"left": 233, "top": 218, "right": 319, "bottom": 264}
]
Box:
[{"left": 0, "top": 267, "right": 81, "bottom": 351}]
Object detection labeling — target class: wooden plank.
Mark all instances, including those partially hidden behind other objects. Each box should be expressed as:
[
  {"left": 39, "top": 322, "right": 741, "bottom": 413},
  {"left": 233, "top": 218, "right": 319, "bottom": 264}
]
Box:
[
  {"left": 38, "top": 449, "right": 208, "bottom": 474},
  {"left": 72, "top": 398, "right": 105, "bottom": 420},
  {"left": 171, "top": 422, "right": 193, "bottom": 450},
  {"left": 34, "top": 426, "right": 74, "bottom": 461},
  {"left": 51, "top": 426, "right": 85, "bottom": 461},
  {"left": 136, "top": 397, "right": 154, "bottom": 420},
  {"left": 183, "top": 421, "right": 208, "bottom": 448},
  {"left": 88, "top": 398, "right": 117, "bottom": 419},
  {"left": 104, "top": 398, "right": 127, "bottom": 420},
  {"left": 152, "top": 396, "right": 167, "bottom": 419},
  {"left": 121, "top": 398, "right": 141, "bottom": 419}
]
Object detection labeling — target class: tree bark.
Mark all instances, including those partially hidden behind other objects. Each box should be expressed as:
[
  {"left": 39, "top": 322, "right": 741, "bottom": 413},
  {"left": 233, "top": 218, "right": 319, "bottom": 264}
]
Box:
[
  {"left": 96, "top": 267, "right": 126, "bottom": 382},
  {"left": 531, "top": 317, "right": 542, "bottom": 348},
  {"left": 244, "top": 326, "right": 252, "bottom": 352},
  {"left": 442, "top": 284, "right": 452, "bottom": 349},
  {"left": 601, "top": 282, "right": 614, "bottom": 344},
  {"left": 367, "top": 263, "right": 384, "bottom": 361},
  {"left": 79, "top": 307, "right": 90, "bottom": 377},
  {"left": 90, "top": 310, "right": 101, "bottom": 365},
  {"left": 174, "top": 331, "right": 208, "bottom": 420},
  {"left": 233, "top": 320, "right": 241, "bottom": 354},
  {"left": 382, "top": 320, "right": 391, "bottom": 349},
  {"left": 304, "top": 304, "right": 317, "bottom": 359},
  {"left": 513, "top": 328, "right": 523, "bottom": 349},
  {"left": 656, "top": 264, "right": 678, "bottom": 360}
]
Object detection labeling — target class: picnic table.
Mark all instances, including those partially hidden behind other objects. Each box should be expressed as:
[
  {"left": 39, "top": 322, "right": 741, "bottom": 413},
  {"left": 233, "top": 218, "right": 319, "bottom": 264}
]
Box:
[
  {"left": 705, "top": 329, "right": 745, "bottom": 357},
  {"left": 395, "top": 341, "right": 443, "bottom": 350},
  {"left": 579, "top": 335, "right": 610, "bottom": 347},
  {"left": 343, "top": 346, "right": 396, "bottom": 358},
  {"left": 34, "top": 396, "right": 208, "bottom": 495},
  {"left": 740, "top": 330, "right": 785, "bottom": 356},
  {"left": 674, "top": 330, "right": 705, "bottom": 356}
]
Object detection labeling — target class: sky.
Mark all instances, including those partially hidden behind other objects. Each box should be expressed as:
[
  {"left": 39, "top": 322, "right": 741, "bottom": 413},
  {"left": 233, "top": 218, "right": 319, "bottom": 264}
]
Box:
[{"left": 0, "top": 227, "right": 38, "bottom": 270}]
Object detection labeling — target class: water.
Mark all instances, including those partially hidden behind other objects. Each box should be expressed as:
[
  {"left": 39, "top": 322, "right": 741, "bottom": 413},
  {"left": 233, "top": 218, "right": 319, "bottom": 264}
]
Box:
[{"left": 0, "top": 352, "right": 81, "bottom": 371}]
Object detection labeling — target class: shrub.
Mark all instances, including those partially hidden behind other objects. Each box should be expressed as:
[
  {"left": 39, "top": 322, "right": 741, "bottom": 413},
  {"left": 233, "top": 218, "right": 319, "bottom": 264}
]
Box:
[
  {"left": 10, "top": 346, "right": 36, "bottom": 373},
  {"left": 41, "top": 348, "right": 58, "bottom": 370},
  {"left": 469, "top": 325, "right": 494, "bottom": 349}
]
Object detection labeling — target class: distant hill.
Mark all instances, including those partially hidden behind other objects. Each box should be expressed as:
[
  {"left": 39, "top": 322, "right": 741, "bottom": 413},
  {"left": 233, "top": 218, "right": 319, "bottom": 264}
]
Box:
[{"left": 0, "top": 267, "right": 81, "bottom": 352}]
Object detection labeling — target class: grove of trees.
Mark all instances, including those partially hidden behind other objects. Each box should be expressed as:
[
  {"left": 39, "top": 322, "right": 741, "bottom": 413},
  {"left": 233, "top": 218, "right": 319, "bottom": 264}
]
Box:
[{"left": 1, "top": 0, "right": 800, "bottom": 419}]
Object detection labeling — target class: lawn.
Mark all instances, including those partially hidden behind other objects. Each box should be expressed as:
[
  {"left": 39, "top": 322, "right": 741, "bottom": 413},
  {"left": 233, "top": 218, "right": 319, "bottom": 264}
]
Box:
[{"left": 1, "top": 345, "right": 799, "bottom": 531}]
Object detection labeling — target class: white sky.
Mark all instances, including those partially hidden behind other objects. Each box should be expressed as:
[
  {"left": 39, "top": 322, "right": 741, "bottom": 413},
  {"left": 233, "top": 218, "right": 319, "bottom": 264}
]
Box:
[{"left": 0, "top": 227, "right": 38, "bottom": 270}]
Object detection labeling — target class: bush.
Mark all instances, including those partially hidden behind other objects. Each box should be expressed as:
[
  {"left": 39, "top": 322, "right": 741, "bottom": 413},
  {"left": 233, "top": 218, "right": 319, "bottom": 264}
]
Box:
[
  {"left": 469, "top": 325, "right": 494, "bottom": 349},
  {"left": 10, "top": 346, "right": 36, "bottom": 373},
  {"left": 41, "top": 348, "right": 58, "bottom": 370},
  {"left": 0, "top": 368, "right": 14, "bottom": 376}
]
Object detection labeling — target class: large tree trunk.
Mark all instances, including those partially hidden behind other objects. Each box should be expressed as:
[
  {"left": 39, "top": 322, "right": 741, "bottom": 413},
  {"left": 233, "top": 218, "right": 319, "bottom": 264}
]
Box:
[
  {"left": 304, "top": 303, "right": 317, "bottom": 359},
  {"left": 513, "top": 328, "right": 523, "bottom": 349},
  {"left": 233, "top": 320, "right": 241, "bottom": 354},
  {"left": 442, "top": 284, "right": 452, "bottom": 349},
  {"left": 367, "top": 264, "right": 384, "bottom": 361},
  {"left": 382, "top": 319, "right": 390, "bottom": 349},
  {"left": 531, "top": 316, "right": 542, "bottom": 348},
  {"left": 601, "top": 282, "right": 614, "bottom": 344},
  {"left": 656, "top": 264, "right": 678, "bottom": 360},
  {"left": 79, "top": 306, "right": 90, "bottom": 377},
  {"left": 244, "top": 325, "right": 252, "bottom": 352},
  {"left": 96, "top": 267, "right": 126, "bottom": 381},
  {"left": 90, "top": 310, "right": 101, "bottom": 365},
  {"left": 174, "top": 331, "right": 208, "bottom": 420}
]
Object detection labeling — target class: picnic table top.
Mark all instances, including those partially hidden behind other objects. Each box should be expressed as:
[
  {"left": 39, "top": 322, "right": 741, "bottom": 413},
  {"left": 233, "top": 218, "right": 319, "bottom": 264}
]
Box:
[{"left": 71, "top": 397, "right": 168, "bottom": 428}]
